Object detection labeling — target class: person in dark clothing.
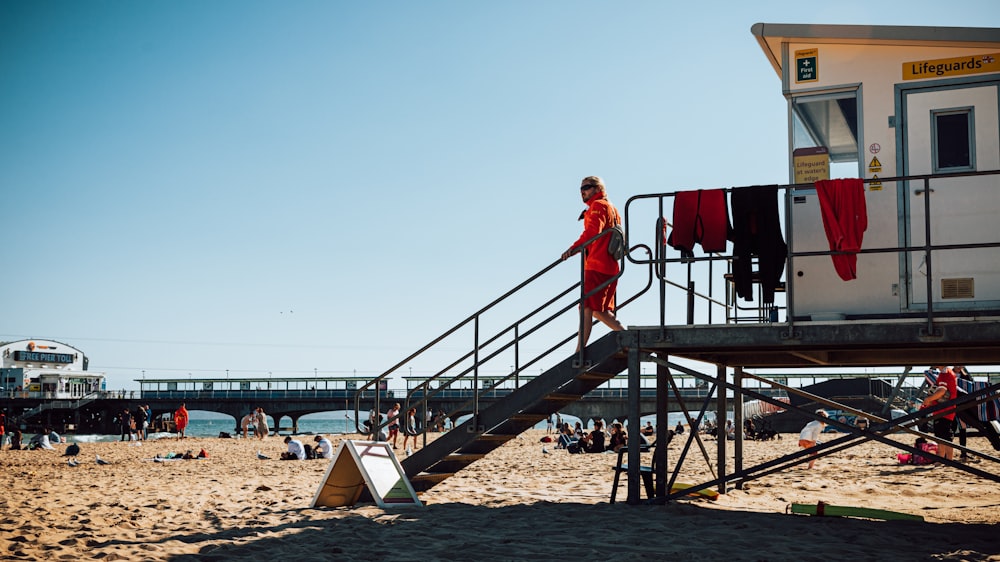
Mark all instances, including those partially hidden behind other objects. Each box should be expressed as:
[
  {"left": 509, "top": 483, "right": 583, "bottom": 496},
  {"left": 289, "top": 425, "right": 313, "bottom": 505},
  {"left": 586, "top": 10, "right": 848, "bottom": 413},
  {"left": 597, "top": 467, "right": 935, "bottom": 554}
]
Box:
[
  {"left": 581, "top": 420, "right": 607, "bottom": 453},
  {"left": 119, "top": 408, "right": 132, "bottom": 441}
]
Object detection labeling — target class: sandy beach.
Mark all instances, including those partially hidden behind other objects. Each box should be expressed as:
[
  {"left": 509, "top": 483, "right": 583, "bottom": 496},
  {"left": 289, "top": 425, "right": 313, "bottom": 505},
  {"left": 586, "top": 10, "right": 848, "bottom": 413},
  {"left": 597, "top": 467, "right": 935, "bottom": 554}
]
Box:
[{"left": 2, "top": 429, "right": 998, "bottom": 561}]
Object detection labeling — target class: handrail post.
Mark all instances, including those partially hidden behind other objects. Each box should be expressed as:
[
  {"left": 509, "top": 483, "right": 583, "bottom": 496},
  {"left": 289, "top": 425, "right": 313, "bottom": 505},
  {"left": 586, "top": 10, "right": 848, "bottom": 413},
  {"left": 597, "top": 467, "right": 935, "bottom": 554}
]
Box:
[
  {"left": 473, "top": 316, "right": 480, "bottom": 432},
  {"left": 576, "top": 251, "right": 587, "bottom": 368},
  {"left": 686, "top": 281, "right": 695, "bottom": 325},
  {"left": 513, "top": 324, "right": 520, "bottom": 388},
  {"left": 922, "top": 176, "right": 935, "bottom": 335}
]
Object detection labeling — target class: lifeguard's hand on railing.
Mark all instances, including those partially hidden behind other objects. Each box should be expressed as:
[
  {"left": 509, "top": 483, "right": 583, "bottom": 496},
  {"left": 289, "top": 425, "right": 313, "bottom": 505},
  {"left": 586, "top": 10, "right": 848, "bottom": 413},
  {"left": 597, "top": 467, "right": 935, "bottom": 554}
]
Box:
[{"left": 561, "top": 247, "right": 580, "bottom": 261}]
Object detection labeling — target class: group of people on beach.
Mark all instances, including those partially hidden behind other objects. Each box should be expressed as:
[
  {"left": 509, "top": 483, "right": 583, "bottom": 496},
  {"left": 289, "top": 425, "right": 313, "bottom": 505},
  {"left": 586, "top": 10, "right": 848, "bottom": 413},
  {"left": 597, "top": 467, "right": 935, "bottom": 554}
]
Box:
[
  {"left": 553, "top": 419, "right": 633, "bottom": 454},
  {"left": 117, "top": 404, "right": 154, "bottom": 441},
  {"left": 280, "top": 434, "right": 334, "bottom": 461},
  {"left": 797, "top": 365, "right": 971, "bottom": 469},
  {"left": 239, "top": 407, "right": 270, "bottom": 439},
  {"left": 360, "top": 402, "right": 448, "bottom": 454}
]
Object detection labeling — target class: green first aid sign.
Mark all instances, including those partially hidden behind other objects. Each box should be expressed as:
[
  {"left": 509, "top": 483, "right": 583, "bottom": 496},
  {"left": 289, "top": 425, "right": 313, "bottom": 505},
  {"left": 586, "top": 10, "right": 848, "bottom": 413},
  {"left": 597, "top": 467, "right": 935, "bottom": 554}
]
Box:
[{"left": 796, "top": 48, "right": 818, "bottom": 83}]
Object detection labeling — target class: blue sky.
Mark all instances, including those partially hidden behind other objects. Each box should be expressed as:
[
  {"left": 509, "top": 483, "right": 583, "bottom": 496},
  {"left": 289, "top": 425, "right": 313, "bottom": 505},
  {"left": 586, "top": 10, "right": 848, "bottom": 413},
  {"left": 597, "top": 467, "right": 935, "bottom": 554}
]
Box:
[{"left": 2, "top": 1, "right": 997, "bottom": 390}]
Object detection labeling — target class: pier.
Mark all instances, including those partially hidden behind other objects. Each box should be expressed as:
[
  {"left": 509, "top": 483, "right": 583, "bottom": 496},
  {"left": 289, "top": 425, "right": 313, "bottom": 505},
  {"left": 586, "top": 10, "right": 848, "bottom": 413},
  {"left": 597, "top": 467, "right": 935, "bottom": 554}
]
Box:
[{"left": 4, "top": 371, "right": 945, "bottom": 435}]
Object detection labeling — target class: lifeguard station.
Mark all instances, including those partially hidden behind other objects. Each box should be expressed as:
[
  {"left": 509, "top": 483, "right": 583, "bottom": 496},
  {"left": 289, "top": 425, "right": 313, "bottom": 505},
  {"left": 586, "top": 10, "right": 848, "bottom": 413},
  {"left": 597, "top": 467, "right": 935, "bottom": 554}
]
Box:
[{"left": 351, "top": 23, "right": 1000, "bottom": 506}]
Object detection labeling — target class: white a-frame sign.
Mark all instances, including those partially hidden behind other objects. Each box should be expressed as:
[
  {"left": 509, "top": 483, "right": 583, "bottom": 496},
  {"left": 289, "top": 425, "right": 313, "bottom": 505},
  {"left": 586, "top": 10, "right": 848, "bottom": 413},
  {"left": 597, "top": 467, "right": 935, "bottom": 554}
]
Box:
[{"left": 311, "top": 440, "right": 422, "bottom": 508}]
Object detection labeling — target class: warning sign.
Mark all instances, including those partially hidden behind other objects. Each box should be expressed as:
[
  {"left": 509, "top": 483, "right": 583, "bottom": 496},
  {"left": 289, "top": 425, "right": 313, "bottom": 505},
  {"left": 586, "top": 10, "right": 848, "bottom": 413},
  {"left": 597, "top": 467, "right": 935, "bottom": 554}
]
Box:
[
  {"left": 793, "top": 146, "right": 829, "bottom": 184},
  {"left": 312, "top": 440, "right": 422, "bottom": 509},
  {"left": 869, "top": 174, "right": 882, "bottom": 192},
  {"left": 868, "top": 156, "right": 882, "bottom": 173}
]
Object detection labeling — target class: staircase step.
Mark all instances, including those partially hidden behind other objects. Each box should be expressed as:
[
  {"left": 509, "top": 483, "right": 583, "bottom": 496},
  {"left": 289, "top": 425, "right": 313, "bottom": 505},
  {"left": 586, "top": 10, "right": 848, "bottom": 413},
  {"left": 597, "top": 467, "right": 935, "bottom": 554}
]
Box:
[
  {"left": 397, "top": 333, "right": 629, "bottom": 495},
  {"left": 508, "top": 413, "right": 546, "bottom": 422},
  {"left": 577, "top": 371, "right": 617, "bottom": 382},
  {"left": 410, "top": 472, "right": 454, "bottom": 484},
  {"left": 476, "top": 433, "right": 516, "bottom": 442},
  {"left": 543, "top": 393, "right": 582, "bottom": 402},
  {"left": 443, "top": 453, "right": 487, "bottom": 462}
]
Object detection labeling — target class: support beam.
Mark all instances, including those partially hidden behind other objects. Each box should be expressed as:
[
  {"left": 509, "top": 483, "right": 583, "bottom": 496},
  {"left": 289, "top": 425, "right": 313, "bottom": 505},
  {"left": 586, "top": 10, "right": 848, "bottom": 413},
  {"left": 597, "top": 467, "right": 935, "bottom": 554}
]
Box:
[
  {"left": 734, "top": 366, "right": 744, "bottom": 486},
  {"left": 716, "top": 363, "right": 727, "bottom": 494},
  {"left": 654, "top": 355, "right": 669, "bottom": 502},
  {"left": 626, "top": 346, "right": 641, "bottom": 504}
]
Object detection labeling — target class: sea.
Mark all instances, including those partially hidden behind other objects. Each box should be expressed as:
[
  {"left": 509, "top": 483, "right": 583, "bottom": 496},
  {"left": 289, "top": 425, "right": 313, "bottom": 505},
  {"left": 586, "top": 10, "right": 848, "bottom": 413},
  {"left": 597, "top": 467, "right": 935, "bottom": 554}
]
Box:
[{"left": 55, "top": 410, "right": 732, "bottom": 443}]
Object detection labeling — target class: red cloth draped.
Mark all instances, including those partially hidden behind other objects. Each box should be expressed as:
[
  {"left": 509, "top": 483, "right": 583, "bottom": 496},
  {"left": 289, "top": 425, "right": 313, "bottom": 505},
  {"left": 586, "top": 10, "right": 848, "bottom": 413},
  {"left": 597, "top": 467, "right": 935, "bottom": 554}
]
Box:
[{"left": 815, "top": 178, "right": 867, "bottom": 281}]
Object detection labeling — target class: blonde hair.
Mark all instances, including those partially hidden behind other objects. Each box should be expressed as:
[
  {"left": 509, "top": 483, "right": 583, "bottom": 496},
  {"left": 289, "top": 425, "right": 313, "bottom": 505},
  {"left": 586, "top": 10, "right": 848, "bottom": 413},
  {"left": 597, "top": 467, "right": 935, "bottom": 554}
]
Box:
[{"left": 581, "top": 176, "right": 606, "bottom": 195}]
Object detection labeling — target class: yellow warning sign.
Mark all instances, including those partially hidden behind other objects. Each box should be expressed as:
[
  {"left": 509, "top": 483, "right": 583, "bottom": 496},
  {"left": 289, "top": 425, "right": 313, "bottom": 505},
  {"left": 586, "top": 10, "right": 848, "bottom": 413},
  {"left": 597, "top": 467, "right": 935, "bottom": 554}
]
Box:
[
  {"left": 793, "top": 146, "right": 829, "bottom": 183},
  {"left": 868, "top": 174, "right": 882, "bottom": 192},
  {"left": 868, "top": 156, "right": 882, "bottom": 173}
]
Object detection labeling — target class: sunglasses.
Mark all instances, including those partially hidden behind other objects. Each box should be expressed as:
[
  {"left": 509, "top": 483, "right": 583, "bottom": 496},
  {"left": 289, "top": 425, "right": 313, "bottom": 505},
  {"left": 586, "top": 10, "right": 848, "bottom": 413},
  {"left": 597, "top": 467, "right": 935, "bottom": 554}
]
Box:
[{"left": 580, "top": 185, "right": 597, "bottom": 192}]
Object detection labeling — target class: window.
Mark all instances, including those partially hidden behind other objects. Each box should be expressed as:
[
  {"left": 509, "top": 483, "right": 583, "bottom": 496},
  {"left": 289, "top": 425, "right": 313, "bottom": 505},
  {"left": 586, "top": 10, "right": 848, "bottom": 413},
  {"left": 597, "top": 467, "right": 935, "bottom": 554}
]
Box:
[
  {"left": 933, "top": 109, "right": 973, "bottom": 171},
  {"left": 791, "top": 90, "right": 860, "bottom": 179}
]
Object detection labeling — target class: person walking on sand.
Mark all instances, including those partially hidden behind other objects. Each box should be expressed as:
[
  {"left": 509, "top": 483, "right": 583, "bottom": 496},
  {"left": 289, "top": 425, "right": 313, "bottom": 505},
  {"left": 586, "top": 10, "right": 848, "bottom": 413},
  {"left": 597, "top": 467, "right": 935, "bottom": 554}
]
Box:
[
  {"left": 798, "top": 410, "right": 829, "bottom": 469},
  {"left": 561, "top": 176, "right": 625, "bottom": 351},
  {"left": 402, "top": 407, "right": 419, "bottom": 453},
  {"left": 386, "top": 403, "right": 401, "bottom": 449},
  {"left": 255, "top": 407, "right": 270, "bottom": 439},
  {"left": 174, "top": 403, "right": 189, "bottom": 439}
]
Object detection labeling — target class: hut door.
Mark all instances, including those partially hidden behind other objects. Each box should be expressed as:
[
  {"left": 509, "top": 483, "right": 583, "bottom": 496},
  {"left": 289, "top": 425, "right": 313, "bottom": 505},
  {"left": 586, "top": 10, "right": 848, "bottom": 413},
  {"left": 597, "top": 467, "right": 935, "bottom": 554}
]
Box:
[{"left": 901, "top": 81, "right": 1000, "bottom": 310}]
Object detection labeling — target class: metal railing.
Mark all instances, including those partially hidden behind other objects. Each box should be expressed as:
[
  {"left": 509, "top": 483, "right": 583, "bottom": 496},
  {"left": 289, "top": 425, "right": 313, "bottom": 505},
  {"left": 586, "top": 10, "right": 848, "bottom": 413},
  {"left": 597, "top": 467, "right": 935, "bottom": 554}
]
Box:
[
  {"left": 623, "top": 169, "right": 1000, "bottom": 332},
  {"left": 353, "top": 228, "right": 656, "bottom": 439},
  {"left": 354, "top": 169, "right": 999, "bottom": 443}
]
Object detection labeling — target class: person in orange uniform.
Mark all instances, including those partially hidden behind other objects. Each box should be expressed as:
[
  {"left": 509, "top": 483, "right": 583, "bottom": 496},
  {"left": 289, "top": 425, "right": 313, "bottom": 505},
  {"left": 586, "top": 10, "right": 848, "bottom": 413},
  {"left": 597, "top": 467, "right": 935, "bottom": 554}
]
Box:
[
  {"left": 174, "top": 403, "right": 189, "bottom": 439},
  {"left": 561, "top": 176, "right": 625, "bottom": 350}
]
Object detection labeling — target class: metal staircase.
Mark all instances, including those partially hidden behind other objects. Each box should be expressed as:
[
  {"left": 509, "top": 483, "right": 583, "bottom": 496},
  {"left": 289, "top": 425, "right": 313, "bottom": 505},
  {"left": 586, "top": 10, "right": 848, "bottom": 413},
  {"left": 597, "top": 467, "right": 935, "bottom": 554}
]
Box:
[
  {"left": 401, "top": 332, "right": 627, "bottom": 492},
  {"left": 352, "top": 225, "right": 655, "bottom": 496}
]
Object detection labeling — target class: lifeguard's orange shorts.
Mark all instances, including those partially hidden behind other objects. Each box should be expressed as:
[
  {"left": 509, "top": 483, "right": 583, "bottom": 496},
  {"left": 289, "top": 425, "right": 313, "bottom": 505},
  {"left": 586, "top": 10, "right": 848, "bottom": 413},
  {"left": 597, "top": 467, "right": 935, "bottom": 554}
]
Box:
[{"left": 584, "top": 270, "right": 617, "bottom": 312}]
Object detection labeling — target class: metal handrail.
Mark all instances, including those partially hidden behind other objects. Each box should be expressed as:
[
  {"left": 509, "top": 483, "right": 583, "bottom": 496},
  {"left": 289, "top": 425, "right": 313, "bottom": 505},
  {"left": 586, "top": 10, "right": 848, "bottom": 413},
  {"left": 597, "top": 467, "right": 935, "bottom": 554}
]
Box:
[
  {"left": 625, "top": 169, "right": 1000, "bottom": 332},
  {"left": 352, "top": 228, "right": 656, "bottom": 437}
]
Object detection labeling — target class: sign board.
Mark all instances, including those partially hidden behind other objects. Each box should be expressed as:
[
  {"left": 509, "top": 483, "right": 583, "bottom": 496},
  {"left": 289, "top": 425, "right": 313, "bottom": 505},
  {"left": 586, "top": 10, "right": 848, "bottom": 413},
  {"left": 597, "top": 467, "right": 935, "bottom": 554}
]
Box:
[
  {"left": 795, "top": 48, "right": 818, "bottom": 83},
  {"left": 793, "top": 146, "right": 829, "bottom": 183},
  {"left": 312, "top": 440, "right": 421, "bottom": 509},
  {"left": 903, "top": 52, "right": 1000, "bottom": 80}
]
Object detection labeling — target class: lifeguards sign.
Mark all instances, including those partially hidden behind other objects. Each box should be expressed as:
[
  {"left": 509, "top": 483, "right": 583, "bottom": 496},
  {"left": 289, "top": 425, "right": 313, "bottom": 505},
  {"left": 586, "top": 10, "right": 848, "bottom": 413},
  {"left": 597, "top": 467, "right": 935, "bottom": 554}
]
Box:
[{"left": 903, "top": 53, "right": 1000, "bottom": 80}]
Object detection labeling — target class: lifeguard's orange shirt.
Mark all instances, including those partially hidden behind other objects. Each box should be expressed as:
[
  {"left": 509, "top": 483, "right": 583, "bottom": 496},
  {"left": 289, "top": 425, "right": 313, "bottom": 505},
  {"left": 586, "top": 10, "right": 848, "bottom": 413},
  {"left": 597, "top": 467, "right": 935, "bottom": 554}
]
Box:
[{"left": 571, "top": 193, "right": 621, "bottom": 275}]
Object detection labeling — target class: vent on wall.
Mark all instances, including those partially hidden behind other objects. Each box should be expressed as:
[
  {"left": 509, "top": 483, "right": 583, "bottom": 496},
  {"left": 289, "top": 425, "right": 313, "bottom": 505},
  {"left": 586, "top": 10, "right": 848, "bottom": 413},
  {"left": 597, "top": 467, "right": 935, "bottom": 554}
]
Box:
[{"left": 941, "top": 278, "right": 974, "bottom": 299}]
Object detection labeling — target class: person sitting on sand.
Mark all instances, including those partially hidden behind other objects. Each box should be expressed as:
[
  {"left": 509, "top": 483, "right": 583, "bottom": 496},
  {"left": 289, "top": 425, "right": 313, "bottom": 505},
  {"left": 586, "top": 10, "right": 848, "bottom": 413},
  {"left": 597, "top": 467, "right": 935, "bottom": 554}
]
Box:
[
  {"left": 281, "top": 436, "right": 306, "bottom": 460},
  {"left": 798, "top": 410, "right": 829, "bottom": 469},
  {"left": 642, "top": 421, "right": 655, "bottom": 436},
  {"left": 580, "top": 420, "right": 607, "bottom": 453},
  {"left": 9, "top": 429, "right": 22, "bottom": 450},
  {"left": 608, "top": 422, "right": 627, "bottom": 453},
  {"left": 313, "top": 435, "right": 334, "bottom": 459},
  {"left": 28, "top": 431, "right": 54, "bottom": 450},
  {"left": 555, "top": 423, "right": 576, "bottom": 449}
]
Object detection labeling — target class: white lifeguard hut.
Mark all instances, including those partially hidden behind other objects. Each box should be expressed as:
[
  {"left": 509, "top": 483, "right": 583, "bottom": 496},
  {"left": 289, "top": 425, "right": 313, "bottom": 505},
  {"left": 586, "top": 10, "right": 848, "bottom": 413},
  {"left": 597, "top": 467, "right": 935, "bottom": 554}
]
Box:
[{"left": 752, "top": 23, "right": 1000, "bottom": 320}]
